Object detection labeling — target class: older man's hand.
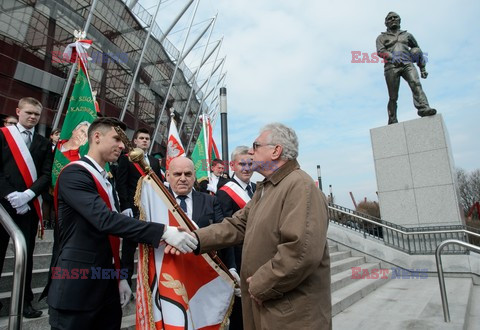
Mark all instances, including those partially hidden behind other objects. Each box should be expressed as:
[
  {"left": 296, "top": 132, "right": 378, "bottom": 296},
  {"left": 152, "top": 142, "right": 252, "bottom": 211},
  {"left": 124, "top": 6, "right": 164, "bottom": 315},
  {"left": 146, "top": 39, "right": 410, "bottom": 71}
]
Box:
[{"left": 246, "top": 276, "right": 262, "bottom": 305}]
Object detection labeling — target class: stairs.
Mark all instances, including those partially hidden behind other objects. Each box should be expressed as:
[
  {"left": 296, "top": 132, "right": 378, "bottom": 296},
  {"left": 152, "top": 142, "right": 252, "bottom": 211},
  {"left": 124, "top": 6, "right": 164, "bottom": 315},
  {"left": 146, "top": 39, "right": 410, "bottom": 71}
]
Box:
[
  {"left": 0, "top": 231, "right": 137, "bottom": 330},
  {"left": 0, "top": 235, "right": 420, "bottom": 329},
  {"left": 329, "top": 240, "right": 391, "bottom": 316}
]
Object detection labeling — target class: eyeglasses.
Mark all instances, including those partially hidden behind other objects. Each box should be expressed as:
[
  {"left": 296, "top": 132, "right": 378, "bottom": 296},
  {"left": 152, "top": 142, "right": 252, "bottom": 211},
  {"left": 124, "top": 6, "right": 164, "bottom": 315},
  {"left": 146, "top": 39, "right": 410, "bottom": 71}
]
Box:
[
  {"left": 252, "top": 142, "right": 275, "bottom": 150},
  {"left": 4, "top": 121, "right": 17, "bottom": 125}
]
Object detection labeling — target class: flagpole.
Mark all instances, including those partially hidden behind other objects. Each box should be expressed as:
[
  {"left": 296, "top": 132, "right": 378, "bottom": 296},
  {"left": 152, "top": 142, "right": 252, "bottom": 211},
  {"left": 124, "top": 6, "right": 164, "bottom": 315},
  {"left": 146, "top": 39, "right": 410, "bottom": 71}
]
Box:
[
  {"left": 178, "top": 16, "right": 217, "bottom": 136},
  {"left": 119, "top": 0, "right": 164, "bottom": 121},
  {"left": 52, "top": 0, "right": 99, "bottom": 130},
  {"left": 149, "top": 0, "right": 202, "bottom": 154}
]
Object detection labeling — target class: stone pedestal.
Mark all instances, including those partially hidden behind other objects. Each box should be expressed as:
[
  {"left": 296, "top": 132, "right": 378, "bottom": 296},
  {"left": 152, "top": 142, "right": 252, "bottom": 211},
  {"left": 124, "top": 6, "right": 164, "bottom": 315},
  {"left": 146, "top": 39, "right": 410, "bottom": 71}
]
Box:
[{"left": 370, "top": 114, "right": 464, "bottom": 227}]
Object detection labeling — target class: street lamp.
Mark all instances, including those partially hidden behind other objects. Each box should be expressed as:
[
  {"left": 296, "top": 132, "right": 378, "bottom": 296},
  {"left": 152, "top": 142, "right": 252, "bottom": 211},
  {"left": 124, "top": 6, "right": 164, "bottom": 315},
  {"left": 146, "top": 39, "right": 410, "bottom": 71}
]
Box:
[{"left": 316, "top": 165, "right": 322, "bottom": 191}]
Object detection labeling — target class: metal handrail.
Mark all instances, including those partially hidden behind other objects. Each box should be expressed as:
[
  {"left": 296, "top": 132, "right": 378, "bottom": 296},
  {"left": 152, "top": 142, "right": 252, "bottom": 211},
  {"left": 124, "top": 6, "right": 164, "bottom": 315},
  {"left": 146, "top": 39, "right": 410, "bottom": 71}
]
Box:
[
  {"left": 329, "top": 205, "right": 480, "bottom": 238},
  {"left": 435, "top": 239, "right": 480, "bottom": 322},
  {"left": 0, "top": 204, "right": 27, "bottom": 330}
]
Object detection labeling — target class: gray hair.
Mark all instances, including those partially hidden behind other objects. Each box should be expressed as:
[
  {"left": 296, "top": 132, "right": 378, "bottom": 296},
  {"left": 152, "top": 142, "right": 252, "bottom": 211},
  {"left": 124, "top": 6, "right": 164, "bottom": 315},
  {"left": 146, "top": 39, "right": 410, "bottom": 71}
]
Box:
[
  {"left": 74, "top": 121, "right": 90, "bottom": 130},
  {"left": 260, "top": 123, "right": 298, "bottom": 160},
  {"left": 231, "top": 145, "right": 250, "bottom": 161}
]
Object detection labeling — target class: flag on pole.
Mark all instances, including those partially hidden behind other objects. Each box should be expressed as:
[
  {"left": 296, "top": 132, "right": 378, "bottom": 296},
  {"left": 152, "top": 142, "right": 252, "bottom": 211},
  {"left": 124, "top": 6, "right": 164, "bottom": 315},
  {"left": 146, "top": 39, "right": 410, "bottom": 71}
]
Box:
[
  {"left": 135, "top": 176, "right": 234, "bottom": 329},
  {"left": 51, "top": 32, "right": 98, "bottom": 186},
  {"left": 166, "top": 113, "right": 185, "bottom": 169},
  {"left": 191, "top": 115, "right": 219, "bottom": 183}
]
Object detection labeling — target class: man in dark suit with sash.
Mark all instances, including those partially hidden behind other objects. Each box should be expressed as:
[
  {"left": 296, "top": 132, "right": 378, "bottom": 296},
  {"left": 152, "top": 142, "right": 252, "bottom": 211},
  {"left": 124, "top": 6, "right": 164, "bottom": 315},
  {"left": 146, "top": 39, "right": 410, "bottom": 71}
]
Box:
[
  {"left": 216, "top": 145, "right": 256, "bottom": 329},
  {"left": 45, "top": 117, "right": 197, "bottom": 329},
  {"left": 0, "top": 97, "right": 53, "bottom": 318},
  {"left": 116, "top": 128, "right": 162, "bottom": 287}
]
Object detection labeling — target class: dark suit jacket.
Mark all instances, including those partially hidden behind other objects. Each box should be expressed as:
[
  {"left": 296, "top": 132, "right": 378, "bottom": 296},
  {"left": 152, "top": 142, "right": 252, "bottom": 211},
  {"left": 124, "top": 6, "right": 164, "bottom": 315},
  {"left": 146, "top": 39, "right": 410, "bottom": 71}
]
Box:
[
  {"left": 45, "top": 157, "right": 165, "bottom": 311},
  {"left": 116, "top": 153, "right": 162, "bottom": 214},
  {"left": 0, "top": 127, "right": 53, "bottom": 220},
  {"left": 216, "top": 178, "right": 256, "bottom": 272},
  {"left": 170, "top": 189, "right": 236, "bottom": 269}
]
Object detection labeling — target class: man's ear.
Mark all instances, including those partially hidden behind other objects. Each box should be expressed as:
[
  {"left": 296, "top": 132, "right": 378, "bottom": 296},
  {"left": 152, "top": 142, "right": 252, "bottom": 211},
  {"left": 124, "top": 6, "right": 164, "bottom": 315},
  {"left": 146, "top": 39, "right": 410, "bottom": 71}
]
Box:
[{"left": 271, "top": 145, "right": 283, "bottom": 161}]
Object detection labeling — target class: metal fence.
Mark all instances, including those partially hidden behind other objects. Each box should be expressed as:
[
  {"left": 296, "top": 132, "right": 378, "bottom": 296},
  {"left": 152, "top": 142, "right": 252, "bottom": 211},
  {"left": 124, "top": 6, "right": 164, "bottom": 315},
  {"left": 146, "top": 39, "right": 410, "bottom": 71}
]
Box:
[{"left": 328, "top": 203, "right": 480, "bottom": 254}]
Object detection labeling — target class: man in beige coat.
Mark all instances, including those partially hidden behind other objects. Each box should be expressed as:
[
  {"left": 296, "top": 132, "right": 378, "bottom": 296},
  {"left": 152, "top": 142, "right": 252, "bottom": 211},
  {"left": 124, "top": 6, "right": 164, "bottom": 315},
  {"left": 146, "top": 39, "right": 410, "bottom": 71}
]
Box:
[{"left": 192, "top": 123, "right": 331, "bottom": 329}]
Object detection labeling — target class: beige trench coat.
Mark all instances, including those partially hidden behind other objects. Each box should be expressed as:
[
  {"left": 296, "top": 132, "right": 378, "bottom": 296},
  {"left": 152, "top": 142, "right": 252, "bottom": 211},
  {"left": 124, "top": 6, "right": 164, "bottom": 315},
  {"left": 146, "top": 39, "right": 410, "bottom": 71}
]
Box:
[{"left": 196, "top": 160, "right": 331, "bottom": 329}]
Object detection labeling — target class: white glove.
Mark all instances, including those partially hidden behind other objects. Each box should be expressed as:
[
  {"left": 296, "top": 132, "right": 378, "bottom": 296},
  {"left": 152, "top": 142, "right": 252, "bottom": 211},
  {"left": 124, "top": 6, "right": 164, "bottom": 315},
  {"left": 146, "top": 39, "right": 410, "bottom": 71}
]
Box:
[
  {"left": 16, "top": 203, "right": 31, "bottom": 215},
  {"left": 162, "top": 226, "right": 198, "bottom": 253},
  {"left": 7, "top": 190, "right": 35, "bottom": 208},
  {"left": 206, "top": 183, "right": 217, "bottom": 194},
  {"left": 121, "top": 208, "right": 134, "bottom": 217},
  {"left": 119, "top": 279, "right": 132, "bottom": 308},
  {"left": 230, "top": 268, "right": 241, "bottom": 297}
]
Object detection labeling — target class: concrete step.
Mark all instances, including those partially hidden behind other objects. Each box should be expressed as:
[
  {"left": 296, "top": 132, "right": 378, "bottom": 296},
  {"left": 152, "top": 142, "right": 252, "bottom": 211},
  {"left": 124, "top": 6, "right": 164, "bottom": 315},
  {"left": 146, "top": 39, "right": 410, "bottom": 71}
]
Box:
[
  {"left": 329, "top": 244, "right": 338, "bottom": 253},
  {"left": 3, "top": 254, "right": 52, "bottom": 272},
  {"left": 330, "top": 256, "right": 366, "bottom": 275},
  {"left": 331, "top": 262, "right": 382, "bottom": 292},
  {"left": 0, "top": 268, "right": 49, "bottom": 293},
  {"left": 0, "top": 298, "right": 138, "bottom": 330},
  {"left": 332, "top": 274, "right": 390, "bottom": 316},
  {"left": 333, "top": 277, "right": 473, "bottom": 329},
  {"left": 466, "top": 284, "right": 480, "bottom": 330},
  {"left": 6, "top": 240, "right": 54, "bottom": 258},
  {"left": 329, "top": 250, "right": 351, "bottom": 263}
]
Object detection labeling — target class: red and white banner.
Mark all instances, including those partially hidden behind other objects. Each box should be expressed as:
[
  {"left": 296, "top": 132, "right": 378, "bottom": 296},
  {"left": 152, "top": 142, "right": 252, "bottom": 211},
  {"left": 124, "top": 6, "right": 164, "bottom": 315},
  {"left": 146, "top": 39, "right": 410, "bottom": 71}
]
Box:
[
  {"left": 166, "top": 117, "right": 185, "bottom": 170},
  {"left": 136, "top": 177, "right": 234, "bottom": 329}
]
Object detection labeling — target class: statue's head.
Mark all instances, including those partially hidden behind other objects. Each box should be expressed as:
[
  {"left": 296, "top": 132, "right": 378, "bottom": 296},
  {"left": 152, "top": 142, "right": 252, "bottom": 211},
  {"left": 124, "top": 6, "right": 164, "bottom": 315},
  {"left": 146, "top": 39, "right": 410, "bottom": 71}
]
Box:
[{"left": 385, "top": 12, "right": 401, "bottom": 30}]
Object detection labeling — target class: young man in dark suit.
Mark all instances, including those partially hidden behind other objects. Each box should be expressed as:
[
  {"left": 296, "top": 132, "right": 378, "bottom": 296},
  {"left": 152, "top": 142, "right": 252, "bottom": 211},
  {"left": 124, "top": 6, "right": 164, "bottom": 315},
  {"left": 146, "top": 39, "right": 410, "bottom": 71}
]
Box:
[
  {"left": 166, "top": 157, "right": 238, "bottom": 281},
  {"left": 45, "top": 117, "right": 197, "bottom": 329},
  {"left": 198, "top": 158, "right": 229, "bottom": 194},
  {"left": 0, "top": 97, "right": 53, "bottom": 318},
  {"left": 116, "top": 128, "right": 162, "bottom": 286},
  {"left": 216, "top": 146, "right": 256, "bottom": 330}
]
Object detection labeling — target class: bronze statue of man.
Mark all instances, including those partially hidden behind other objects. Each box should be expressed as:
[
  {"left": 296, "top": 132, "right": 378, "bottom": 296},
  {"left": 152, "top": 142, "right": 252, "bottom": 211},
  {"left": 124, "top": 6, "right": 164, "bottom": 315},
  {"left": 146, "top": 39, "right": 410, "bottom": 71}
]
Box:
[{"left": 376, "top": 12, "right": 436, "bottom": 124}]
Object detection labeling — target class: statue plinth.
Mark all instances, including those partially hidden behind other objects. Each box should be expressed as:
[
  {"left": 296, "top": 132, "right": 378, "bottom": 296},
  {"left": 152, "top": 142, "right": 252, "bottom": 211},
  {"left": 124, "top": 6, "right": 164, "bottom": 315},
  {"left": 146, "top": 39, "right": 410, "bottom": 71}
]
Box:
[{"left": 370, "top": 114, "right": 464, "bottom": 227}]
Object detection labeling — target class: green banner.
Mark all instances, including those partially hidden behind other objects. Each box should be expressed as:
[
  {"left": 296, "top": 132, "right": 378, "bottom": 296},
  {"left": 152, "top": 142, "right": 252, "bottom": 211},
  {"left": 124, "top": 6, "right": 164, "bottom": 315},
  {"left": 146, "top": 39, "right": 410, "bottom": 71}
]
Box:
[
  {"left": 191, "top": 124, "right": 208, "bottom": 182},
  {"left": 52, "top": 65, "right": 97, "bottom": 186}
]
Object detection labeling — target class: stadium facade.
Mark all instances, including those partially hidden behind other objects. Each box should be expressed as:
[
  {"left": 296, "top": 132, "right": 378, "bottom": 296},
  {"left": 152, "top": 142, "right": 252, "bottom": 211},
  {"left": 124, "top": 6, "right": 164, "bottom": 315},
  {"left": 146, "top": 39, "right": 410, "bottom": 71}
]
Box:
[{"left": 0, "top": 0, "right": 210, "bottom": 154}]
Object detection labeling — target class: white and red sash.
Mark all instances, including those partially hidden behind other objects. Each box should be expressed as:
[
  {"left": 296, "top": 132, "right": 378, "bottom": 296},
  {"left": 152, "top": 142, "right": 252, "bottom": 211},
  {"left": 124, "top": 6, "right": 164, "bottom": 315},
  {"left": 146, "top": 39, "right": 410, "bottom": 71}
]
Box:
[
  {"left": 219, "top": 181, "right": 251, "bottom": 209},
  {"left": 1, "top": 126, "right": 44, "bottom": 235},
  {"left": 54, "top": 160, "right": 121, "bottom": 273}
]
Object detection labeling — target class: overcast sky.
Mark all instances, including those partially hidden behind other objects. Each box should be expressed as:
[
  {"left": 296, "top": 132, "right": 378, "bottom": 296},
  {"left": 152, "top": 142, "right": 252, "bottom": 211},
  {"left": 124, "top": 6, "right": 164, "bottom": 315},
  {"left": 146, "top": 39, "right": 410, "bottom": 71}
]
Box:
[{"left": 142, "top": 0, "right": 480, "bottom": 208}]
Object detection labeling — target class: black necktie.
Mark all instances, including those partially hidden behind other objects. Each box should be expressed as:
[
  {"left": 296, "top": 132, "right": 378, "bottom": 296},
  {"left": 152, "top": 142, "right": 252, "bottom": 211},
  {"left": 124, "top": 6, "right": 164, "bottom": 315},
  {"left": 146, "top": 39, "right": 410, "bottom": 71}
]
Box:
[
  {"left": 246, "top": 184, "right": 253, "bottom": 198},
  {"left": 178, "top": 195, "right": 188, "bottom": 213}
]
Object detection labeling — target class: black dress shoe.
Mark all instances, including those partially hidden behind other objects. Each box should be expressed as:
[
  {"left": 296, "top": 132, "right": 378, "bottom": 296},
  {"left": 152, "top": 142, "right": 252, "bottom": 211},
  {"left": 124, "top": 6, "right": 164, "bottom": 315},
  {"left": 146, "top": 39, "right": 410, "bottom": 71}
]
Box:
[{"left": 23, "top": 303, "right": 42, "bottom": 318}]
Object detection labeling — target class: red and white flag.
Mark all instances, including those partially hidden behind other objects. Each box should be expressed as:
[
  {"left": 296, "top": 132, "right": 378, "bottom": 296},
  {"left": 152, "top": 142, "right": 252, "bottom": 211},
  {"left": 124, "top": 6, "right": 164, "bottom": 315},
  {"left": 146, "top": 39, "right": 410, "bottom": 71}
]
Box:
[
  {"left": 136, "top": 177, "right": 234, "bottom": 329},
  {"left": 166, "top": 116, "right": 185, "bottom": 169}
]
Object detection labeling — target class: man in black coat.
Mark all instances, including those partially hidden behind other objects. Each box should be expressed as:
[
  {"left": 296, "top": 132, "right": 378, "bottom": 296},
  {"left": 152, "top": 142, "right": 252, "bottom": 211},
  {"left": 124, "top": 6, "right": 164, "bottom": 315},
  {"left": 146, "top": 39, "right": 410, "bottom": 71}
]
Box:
[
  {"left": 216, "top": 146, "right": 256, "bottom": 330},
  {"left": 166, "top": 157, "right": 237, "bottom": 274},
  {"left": 0, "top": 97, "right": 53, "bottom": 318},
  {"left": 45, "top": 117, "right": 197, "bottom": 329},
  {"left": 116, "top": 128, "right": 162, "bottom": 286},
  {"left": 198, "top": 158, "right": 229, "bottom": 194}
]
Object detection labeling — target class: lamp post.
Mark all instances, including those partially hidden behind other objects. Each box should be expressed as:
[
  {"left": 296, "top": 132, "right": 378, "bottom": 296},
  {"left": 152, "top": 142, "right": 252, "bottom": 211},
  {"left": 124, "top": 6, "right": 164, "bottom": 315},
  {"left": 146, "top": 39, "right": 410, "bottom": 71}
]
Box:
[
  {"left": 317, "top": 165, "right": 322, "bottom": 191},
  {"left": 220, "top": 87, "right": 228, "bottom": 166}
]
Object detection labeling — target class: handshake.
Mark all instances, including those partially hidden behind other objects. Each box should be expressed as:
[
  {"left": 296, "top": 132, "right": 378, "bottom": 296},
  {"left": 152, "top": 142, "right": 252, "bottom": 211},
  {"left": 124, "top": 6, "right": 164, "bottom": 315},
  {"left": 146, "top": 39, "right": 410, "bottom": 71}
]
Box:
[{"left": 162, "top": 226, "right": 198, "bottom": 253}]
